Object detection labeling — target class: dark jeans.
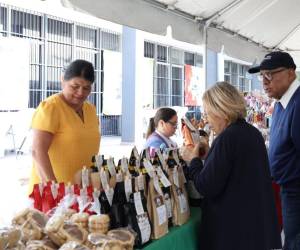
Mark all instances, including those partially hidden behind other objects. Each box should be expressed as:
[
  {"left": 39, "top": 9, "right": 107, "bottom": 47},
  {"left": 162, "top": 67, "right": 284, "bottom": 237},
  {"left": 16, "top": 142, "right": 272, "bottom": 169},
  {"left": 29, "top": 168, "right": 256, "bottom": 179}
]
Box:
[{"left": 281, "top": 180, "right": 300, "bottom": 250}]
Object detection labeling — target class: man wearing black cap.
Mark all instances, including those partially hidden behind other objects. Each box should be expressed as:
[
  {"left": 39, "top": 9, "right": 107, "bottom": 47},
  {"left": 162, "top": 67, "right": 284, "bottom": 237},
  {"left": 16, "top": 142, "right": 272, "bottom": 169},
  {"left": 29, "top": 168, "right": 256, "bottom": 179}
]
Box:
[{"left": 248, "top": 51, "right": 300, "bottom": 250}]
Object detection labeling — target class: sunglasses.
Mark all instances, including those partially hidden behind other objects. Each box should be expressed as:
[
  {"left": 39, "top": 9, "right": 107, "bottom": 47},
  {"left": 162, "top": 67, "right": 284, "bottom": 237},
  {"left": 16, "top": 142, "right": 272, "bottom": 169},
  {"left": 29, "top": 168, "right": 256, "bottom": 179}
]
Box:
[
  {"left": 167, "top": 120, "right": 178, "bottom": 128},
  {"left": 257, "top": 68, "right": 287, "bottom": 81}
]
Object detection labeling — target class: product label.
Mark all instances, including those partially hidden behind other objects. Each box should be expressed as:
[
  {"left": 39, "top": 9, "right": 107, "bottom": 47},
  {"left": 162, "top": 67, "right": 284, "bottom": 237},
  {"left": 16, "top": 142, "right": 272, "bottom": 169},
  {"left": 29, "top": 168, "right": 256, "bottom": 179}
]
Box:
[
  {"left": 156, "top": 167, "right": 171, "bottom": 187},
  {"left": 82, "top": 167, "right": 90, "bottom": 188},
  {"left": 100, "top": 169, "right": 109, "bottom": 189},
  {"left": 143, "top": 160, "right": 155, "bottom": 178},
  {"left": 133, "top": 146, "right": 141, "bottom": 167},
  {"left": 95, "top": 155, "right": 104, "bottom": 171},
  {"left": 137, "top": 174, "right": 145, "bottom": 191},
  {"left": 164, "top": 193, "right": 172, "bottom": 218},
  {"left": 137, "top": 213, "right": 151, "bottom": 244},
  {"left": 153, "top": 176, "right": 163, "bottom": 196},
  {"left": 134, "top": 192, "right": 144, "bottom": 215},
  {"left": 156, "top": 203, "right": 167, "bottom": 225},
  {"left": 157, "top": 150, "right": 168, "bottom": 171},
  {"left": 65, "top": 183, "right": 73, "bottom": 196},
  {"left": 91, "top": 190, "right": 101, "bottom": 214},
  {"left": 177, "top": 188, "right": 188, "bottom": 214},
  {"left": 50, "top": 182, "right": 58, "bottom": 200},
  {"left": 125, "top": 177, "right": 132, "bottom": 202},
  {"left": 39, "top": 183, "right": 44, "bottom": 197},
  {"left": 121, "top": 157, "right": 129, "bottom": 173},
  {"left": 107, "top": 157, "right": 116, "bottom": 176}
]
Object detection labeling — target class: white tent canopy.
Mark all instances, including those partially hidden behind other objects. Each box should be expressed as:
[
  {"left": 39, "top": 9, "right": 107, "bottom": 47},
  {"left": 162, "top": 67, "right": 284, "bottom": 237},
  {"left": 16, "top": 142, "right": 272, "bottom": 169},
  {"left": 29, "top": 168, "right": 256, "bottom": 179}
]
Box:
[{"left": 62, "top": 0, "right": 300, "bottom": 66}]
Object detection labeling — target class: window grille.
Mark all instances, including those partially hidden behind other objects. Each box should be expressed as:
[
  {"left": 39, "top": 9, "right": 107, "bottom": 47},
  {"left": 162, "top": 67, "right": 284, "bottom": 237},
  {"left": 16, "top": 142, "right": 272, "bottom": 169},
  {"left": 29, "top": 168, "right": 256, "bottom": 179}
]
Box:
[{"left": 0, "top": 3, "right": 122, "bottom": 135}]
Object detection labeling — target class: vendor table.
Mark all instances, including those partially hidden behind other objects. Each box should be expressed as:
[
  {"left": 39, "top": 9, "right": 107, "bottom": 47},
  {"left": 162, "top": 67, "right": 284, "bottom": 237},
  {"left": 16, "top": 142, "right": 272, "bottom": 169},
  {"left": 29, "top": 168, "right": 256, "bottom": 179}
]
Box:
[{"left": 138, "top": 207, "right": 201, "bottom": 250}]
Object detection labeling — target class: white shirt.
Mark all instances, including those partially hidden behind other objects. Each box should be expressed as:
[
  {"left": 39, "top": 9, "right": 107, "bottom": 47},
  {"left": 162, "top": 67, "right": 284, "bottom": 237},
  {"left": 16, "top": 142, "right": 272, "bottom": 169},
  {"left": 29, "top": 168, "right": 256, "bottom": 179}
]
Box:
[
  {"left": 155, "top": 130, "right": 178, "bottom": 149},
  {"left": 279, "top": 78, "right": 300, "bottom": 109}
]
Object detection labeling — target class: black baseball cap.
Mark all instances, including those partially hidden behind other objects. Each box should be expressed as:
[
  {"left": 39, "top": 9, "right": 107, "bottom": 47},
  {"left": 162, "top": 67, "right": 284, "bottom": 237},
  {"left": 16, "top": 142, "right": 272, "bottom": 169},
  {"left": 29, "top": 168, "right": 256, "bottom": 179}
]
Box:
[{"left": 248, "top": 51, "right": 296, "bottom": 74}]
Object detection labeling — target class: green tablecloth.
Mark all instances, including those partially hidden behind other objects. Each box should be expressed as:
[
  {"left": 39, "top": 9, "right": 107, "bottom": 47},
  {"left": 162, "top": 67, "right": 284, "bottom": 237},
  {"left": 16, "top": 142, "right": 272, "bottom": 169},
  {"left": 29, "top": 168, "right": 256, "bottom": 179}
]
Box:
[{"left": 139, "top": 207, "right": 201, "bottom": 250}]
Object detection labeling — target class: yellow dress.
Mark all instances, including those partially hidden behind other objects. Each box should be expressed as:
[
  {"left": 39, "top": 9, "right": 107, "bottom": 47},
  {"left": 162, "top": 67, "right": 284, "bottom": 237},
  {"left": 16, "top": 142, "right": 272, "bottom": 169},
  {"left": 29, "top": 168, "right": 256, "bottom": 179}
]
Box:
[{"left": 28, "top": 94, "right": 101, "bottom": 193}]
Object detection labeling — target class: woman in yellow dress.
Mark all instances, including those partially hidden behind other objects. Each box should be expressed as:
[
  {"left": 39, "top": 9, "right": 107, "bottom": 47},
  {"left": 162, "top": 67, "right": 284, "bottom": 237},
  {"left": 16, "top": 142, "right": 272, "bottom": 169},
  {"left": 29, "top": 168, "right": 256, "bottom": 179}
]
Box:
[{"left": 29, "top": 59, "right": 101, "bottom": 192}]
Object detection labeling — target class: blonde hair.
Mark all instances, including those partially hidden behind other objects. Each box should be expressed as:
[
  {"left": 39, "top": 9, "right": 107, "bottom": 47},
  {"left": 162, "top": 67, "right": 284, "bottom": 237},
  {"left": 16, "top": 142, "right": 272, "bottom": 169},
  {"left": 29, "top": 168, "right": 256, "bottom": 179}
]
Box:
[{"left": 203, "top": 81, "right": 247, "bottom": 124}]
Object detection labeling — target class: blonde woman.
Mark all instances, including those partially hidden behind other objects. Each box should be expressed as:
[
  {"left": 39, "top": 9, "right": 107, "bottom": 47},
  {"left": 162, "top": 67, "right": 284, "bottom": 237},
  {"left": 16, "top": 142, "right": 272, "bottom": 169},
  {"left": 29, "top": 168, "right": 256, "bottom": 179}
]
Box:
[{"left": 182, "top": 82, "right": 281, "bottom": 250}]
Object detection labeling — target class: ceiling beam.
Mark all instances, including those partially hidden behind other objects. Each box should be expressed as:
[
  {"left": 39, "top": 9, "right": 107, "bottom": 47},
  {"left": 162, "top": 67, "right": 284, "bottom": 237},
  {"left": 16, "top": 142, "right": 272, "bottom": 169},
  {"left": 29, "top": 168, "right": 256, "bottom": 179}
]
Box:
[{"left": 273, "top": 23, "right": 300, "bottom": 50}]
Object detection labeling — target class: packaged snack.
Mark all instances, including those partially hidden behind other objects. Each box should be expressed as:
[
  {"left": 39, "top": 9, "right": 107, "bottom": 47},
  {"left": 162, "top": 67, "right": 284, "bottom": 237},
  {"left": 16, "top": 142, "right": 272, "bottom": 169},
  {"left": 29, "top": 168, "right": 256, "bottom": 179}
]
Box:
[
  {"left": 88, "top": 214, "right": 110, "bottom": 234},
  {"left": 146, "top": 175, "right": 168, "bottom": 239},
  {"left": 168, "top": 166, "right": 190, "bottom": 226},
  {"left": 58, "top": 241, "right": 90, "bottom": 250},
  {"left": 110, "top": 173, "right": 127, "bottom": 229},
  {"left": 45, "top": 216, "right": 88, "bottom": 246},
  {"left": 107, "top": 229, "right": 135, "bottom": 250},
  {"left": 70, "top": 213, "right": 89, "bottom": 230},
  {"left": 25, "top": 237, "right": 58, "bottom": 250},
  {"left": 0, "top": 227, "right": 21, "bottom": 249}
]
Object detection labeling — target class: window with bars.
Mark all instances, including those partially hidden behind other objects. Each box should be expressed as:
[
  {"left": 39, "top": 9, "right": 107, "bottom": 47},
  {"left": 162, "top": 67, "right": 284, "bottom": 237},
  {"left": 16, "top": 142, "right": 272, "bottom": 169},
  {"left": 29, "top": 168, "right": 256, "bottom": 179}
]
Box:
[
  {"left": 0, "top": 4, "right": 122, "bottom": 135},
  {"left": 224, "top": 60, "right": 251, "bottom": 92},
  {"left": 144, "top": 41, "right": 202, "bottom": 109},
  {"left": 0, "top": 7, "right": 7, "bottom": 35}
]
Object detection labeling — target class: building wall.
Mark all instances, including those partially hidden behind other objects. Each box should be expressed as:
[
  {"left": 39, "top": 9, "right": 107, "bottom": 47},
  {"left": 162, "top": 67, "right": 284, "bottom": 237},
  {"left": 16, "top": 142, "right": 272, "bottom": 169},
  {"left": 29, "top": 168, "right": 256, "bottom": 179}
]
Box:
[{"left": 206, "top": 48, "right": 218, "bottom": 88}]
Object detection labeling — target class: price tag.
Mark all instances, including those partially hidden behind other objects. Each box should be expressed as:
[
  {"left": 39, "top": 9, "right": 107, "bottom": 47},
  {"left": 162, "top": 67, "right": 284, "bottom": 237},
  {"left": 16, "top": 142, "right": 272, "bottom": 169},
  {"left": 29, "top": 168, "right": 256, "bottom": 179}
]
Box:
[
  {"left": 107, "top": 157, "right": 116, "bottom": 176},
  {"left": 157, "top": 149, "right": 168, "bottom": 170},
  {"left": 178, "top": 190, "right": 188, "bottom": 214},
  {"left": 164, "top": 193, "right": 172, "bottom": 218},
  {"left": 100, "top": 169, "right": 109, "bottom": 189},
  {"left": 50, "top": 182, "right": 58, "bottom": 200},
  {"left": 95, "top": 155, "right": 104, "bottom": 171},
  {"left": 134, "top": 192, "right": 144, "bottom": 215},
  {"left": 65, "top": 183, "right": 73, "bottom": 195},
  {"left": 153, "top": 175, "right": 163, "bottom": 196},
  {"left": 38, "top": 183, "right": 44, "bottom": 197},
  {"left": 137, "top": 174, "right": 145, "bottom": 191},
  {"left": 143, "top": 160, "right": 155, "bottom": 177},
  {"left": 156, "top": 167, "right": 171, "bottom": 187},
  {"left": 82, "top": 167, "right": 90, "bottom": 188},
  {"left": 133, "top": 146, "right": 141, "bottom": 167},
  {"left": 121, "top": 157, "right": 129, "bottom": 173},
  {"left": 125, "top": 177, "right": 132, "bottom": 202},
  {"left": 90, "top": 189, "right": 101, "bottom": 214}
]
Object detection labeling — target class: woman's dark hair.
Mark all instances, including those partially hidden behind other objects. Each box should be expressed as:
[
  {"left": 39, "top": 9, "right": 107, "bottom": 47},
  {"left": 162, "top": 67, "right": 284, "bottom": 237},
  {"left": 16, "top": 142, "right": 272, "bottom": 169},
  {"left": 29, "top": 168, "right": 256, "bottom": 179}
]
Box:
[
  {"left": 146, "top": 107, "right": 177, "bottom": 139},
  {"left": 63, "top": 59, "right": 95, "bottom": 83}
]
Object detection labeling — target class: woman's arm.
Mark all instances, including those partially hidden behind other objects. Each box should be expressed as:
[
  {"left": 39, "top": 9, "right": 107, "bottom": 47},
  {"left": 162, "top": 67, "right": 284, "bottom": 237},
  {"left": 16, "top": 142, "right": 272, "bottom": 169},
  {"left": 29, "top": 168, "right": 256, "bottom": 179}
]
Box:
[{"left": 32, "top": 129, "right": 57, "bottom": 182}]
